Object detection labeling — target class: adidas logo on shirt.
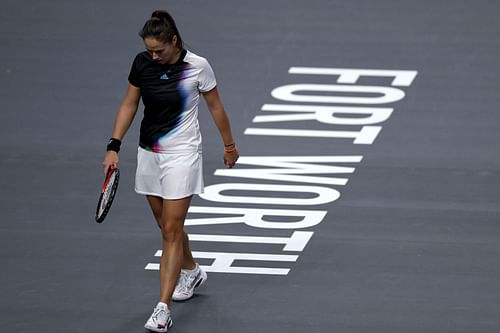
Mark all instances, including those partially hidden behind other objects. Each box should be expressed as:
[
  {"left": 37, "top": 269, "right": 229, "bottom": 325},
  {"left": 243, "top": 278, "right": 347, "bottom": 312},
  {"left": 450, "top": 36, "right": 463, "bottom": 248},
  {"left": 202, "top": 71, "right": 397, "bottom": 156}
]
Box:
[{"left": 160, "top": 73, "right": 169, "bottom": 80}]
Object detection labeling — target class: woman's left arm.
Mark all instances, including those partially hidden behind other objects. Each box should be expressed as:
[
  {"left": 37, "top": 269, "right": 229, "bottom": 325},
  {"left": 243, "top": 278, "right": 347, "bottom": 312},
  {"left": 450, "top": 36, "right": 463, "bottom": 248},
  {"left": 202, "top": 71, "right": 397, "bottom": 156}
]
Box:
[{"left": 202, "top": 87, "right": 239, "bottom": 168}]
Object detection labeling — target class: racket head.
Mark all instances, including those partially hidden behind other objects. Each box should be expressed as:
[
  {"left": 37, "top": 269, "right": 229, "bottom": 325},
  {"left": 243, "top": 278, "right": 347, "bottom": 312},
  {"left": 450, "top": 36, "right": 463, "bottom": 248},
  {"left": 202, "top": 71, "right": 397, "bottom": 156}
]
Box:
[{"left": 95, "top": 167, "right": 120, "bottom": 223}]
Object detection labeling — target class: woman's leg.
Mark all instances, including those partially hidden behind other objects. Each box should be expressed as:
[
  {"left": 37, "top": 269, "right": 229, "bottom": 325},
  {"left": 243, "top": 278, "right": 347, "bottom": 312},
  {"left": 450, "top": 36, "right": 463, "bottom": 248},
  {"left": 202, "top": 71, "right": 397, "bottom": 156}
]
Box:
[
  {"left": 146, "top": 195, "right": 163, "bottom": 228},
  {"left": 146, "top": 195, "right": 196, "bottom": 270},
  {"left": 181, "top": 232, "right": 196, "bottom": 270},
  {"left": 157, "top": 196, "right": 194, "bottom": 304}
]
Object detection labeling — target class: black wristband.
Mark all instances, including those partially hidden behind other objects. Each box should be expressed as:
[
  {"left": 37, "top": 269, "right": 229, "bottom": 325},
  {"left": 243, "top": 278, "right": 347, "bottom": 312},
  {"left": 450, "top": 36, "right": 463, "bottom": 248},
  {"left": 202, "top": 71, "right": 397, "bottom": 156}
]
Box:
[
  {"left": 224, "top": 142, "right": 235, "bottom": 147},
  {"left": 106, "top": 138, "right": 121, "bottom": 153}
]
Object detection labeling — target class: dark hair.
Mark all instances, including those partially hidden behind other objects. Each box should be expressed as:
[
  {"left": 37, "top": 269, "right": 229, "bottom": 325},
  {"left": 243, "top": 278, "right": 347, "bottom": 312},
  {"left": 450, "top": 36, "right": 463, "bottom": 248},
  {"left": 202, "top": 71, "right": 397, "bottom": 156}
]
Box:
[{"left": 139, "top": 10, "right": 183, "bottom": 49}]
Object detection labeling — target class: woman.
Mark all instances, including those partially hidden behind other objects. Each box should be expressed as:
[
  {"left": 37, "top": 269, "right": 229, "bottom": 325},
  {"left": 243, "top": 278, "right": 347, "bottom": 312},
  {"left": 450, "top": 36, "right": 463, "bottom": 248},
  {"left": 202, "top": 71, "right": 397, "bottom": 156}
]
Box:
[{"left": 102, "top": 10, "right": 239, "bottom": 332}]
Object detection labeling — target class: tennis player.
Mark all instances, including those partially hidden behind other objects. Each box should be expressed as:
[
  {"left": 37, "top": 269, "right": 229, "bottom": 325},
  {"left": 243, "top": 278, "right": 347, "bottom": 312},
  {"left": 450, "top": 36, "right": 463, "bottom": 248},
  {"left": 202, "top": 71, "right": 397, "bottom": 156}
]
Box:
[{"left": 102, "top": 9, "right": 239, "bottom": 332}]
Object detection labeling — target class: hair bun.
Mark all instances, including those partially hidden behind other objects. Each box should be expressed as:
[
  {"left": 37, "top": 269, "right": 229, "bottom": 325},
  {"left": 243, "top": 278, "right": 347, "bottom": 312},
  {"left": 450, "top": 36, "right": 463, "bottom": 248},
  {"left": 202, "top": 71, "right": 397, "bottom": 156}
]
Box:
[
  {"left": 140, "top": 10, "right": 183, "bottom": 49},
  {"left": 151, "top": 10, "right": 171, "bottom": 22}
]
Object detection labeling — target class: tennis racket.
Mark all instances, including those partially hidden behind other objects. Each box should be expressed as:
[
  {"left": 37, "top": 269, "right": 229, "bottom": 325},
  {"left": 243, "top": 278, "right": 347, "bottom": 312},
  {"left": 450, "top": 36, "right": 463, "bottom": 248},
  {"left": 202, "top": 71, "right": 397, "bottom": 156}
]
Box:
[{"left": 95, "top": 167, "right": 120, "bottom": 223}]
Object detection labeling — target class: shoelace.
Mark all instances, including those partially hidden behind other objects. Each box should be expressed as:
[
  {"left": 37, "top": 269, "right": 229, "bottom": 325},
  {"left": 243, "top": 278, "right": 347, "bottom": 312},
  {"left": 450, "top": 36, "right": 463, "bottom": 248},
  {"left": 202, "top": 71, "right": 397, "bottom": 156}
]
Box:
[
  {"left": 184, "top": 270, "right": 199, "bottom": 289},
  {"left": 152, "top": 307, "right": 168, "bottom": 324},
  {"left": 176, "top": 271, "right": 189, "bottom": 293},
  {"left": 178, "top": 269, "right": 198, "bottom": 293}
]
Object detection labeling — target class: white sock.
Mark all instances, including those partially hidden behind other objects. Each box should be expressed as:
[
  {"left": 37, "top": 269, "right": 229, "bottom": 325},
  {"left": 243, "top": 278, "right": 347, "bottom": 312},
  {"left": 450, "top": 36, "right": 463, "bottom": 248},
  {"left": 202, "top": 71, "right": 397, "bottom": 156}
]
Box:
[
  {"left": 183, "top": 263, "right": 198, "bottom": 273},
  {"left": 157, "top": 302, "right": 169, "bottom": 310}
]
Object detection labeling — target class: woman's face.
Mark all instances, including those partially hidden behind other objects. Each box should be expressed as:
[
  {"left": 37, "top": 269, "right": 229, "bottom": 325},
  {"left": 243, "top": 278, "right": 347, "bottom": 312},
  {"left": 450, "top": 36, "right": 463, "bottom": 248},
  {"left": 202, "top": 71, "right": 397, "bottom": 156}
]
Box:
[{"left": 143, "top": 36, "right": 178, "bottom": 65}]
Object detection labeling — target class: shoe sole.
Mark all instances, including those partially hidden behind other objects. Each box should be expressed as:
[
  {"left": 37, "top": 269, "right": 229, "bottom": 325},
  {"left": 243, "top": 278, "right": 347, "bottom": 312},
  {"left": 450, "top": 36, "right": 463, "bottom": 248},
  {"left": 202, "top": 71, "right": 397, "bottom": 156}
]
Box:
[{"left": 172, "top": 269, "right": 207, "bottom": 302}]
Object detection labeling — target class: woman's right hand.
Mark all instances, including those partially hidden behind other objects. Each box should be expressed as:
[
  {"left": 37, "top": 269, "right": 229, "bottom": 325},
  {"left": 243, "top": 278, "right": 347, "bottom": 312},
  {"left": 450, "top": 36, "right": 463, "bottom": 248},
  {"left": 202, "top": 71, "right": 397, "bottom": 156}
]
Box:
[{"left": 103, "top": 151, "right": 119, "bottom": 176}]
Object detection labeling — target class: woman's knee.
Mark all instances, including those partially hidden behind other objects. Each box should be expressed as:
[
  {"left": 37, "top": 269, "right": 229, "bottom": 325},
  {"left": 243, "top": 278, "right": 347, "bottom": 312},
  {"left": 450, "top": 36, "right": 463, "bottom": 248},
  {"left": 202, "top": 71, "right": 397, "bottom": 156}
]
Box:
[
  {"left": 159, "top": 197, "right": 191, "bottom": 242},
  {"left": 160, "top": 219, "right": 184, "bottom": 242}
]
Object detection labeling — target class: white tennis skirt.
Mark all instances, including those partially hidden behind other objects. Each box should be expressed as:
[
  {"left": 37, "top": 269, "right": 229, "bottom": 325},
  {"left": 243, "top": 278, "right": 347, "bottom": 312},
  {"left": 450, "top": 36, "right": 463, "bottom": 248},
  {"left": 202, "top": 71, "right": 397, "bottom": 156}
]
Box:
[{"left": 135, "top": 147, "right": 204, "bottom": 200}]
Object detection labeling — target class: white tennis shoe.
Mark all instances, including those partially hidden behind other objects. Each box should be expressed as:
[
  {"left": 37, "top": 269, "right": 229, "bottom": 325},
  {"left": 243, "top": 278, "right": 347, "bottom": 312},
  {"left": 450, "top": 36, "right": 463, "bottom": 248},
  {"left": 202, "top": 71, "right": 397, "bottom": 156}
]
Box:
[
  {"left": 144, "top": 302, "right": 173, "bottom": 332},
  {"left": 172, "top": 263, "right": 207, "bottom": 301}
]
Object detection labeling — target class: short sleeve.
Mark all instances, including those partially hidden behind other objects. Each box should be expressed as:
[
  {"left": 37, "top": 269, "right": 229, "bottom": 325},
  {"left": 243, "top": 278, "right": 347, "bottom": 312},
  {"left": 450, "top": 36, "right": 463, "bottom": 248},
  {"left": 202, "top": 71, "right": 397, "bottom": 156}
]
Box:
[
  {"left": 128, "top": 54, "right": 142, "bottom": 88},
  {"left": 198, "top": 58, "right": 217, "bottom": 92}
]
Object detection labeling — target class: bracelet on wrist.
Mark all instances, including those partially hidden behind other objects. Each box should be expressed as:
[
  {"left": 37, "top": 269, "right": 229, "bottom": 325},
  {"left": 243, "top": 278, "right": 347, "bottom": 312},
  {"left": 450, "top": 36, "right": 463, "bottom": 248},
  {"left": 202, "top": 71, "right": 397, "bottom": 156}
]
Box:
[
  {"left": 106, "top": 138, "right": 122, "bottom": 153},
  {"left": 224, "top": 142, "right": 235, "bottom": 147},
  {"left": 224, "top": 145, "right": 237, "bottom": 153}
]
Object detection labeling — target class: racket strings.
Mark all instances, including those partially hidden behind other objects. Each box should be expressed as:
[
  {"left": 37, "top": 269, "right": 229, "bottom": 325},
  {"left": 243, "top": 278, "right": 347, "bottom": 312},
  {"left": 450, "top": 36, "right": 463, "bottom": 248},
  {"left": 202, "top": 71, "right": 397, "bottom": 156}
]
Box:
[{"left": 96, "top": 169, "right": 120, "bottom": 223}]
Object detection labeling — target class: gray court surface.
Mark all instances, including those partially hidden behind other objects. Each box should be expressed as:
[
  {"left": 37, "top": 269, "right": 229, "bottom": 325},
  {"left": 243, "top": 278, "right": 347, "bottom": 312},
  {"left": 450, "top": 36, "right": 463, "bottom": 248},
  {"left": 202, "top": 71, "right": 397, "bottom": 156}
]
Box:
[{"left": 1, "top": 1, "right": 500, "bottom": 332}]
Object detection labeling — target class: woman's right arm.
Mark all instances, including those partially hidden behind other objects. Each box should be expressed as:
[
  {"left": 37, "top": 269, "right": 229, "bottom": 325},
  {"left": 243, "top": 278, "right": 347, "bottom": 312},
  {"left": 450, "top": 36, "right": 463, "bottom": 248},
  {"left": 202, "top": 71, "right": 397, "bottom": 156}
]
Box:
[{"left": 103, "top": 83, "right": 141, "bottom": 174}]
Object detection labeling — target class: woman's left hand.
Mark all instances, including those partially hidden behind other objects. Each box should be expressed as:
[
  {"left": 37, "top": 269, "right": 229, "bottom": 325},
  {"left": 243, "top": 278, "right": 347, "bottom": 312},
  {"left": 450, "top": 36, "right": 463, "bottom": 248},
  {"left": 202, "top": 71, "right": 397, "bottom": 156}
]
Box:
[{"left": 224, "top": 149, "right": 239, "bottom": 168}]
